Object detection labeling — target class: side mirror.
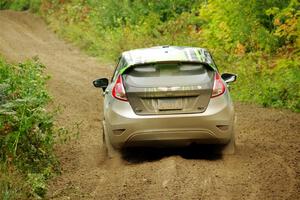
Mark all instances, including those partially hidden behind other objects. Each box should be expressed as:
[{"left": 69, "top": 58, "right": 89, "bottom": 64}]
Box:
[
  {"left": 93, "top": 78, "right": 109, "bottom": 91},
  {"left": 221, "top": 73, "right": 237, "bottom": 83}
]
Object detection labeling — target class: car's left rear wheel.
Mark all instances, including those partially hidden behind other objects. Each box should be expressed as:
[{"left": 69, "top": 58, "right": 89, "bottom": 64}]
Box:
[
  {"left": 101, "top": 126, "right": 108, "bottom": 155},
  {"left": 102, "top": 122, "right": 120, "bottom": 159}
]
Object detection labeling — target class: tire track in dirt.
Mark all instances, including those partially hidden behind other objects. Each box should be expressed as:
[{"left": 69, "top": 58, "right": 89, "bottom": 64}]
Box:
[{"left": 0, "top": 11, "right": 299, "bottom": 200}]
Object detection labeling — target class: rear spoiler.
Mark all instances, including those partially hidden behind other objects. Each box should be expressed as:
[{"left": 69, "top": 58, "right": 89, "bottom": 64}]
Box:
[{"left": 119, "top": 61, "right": 217, "bottom": 75}]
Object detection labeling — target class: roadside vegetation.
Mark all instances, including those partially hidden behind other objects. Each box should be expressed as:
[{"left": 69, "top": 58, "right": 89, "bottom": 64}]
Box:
[
  {"left": 1, "top": 0, "right": 299, "bottom": 112},
  {"left": 0, "top": 57, "right": 58, "bottom": 199}
]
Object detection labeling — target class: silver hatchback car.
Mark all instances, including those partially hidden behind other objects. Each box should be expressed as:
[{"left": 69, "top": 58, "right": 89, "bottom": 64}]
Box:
[{"left": 93, "top": 46, "right": 237, "bottom": 157}]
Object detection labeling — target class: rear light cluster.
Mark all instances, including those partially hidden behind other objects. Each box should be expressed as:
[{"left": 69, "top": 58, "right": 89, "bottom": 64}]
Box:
[
  {"left": 112, "top": 75, "right": 128, "bottom": 101},
  {"left": 211, "top": 73, "right": 226, "bottom": 98}
]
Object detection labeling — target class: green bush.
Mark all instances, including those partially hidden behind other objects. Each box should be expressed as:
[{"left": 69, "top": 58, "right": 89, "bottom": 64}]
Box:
[
  {"left": 0, "top": 57, "right": 58, "bottom": 199},
  {"left": 0, "top": 0, "right": 41, "bottom": 12},
  {"left": 230, "top": 55, "right": 300, "bottom": 112}
]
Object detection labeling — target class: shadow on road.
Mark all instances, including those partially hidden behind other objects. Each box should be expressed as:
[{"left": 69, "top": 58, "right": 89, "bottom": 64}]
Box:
[{"left": 121, "top": 144, "right": 223, "bottom": 164}]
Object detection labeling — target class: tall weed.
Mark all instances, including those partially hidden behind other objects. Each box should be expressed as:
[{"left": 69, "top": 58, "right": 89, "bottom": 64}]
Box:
[{"left": 0, "top": 57, "right": 58, "bottom": 198}]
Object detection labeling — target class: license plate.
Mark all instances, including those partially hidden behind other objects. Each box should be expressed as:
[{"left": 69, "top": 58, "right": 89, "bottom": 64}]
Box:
[{"left": 158, "top": 98, "right": 183, "bottom": 110}]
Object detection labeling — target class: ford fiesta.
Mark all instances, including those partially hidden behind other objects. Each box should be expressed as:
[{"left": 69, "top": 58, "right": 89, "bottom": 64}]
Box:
[{"left": 93, "top": 46, "right": 237, "bottom": 157}]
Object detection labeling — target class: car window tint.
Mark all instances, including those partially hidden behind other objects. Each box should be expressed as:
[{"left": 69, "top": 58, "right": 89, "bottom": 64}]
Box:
[{"left": 128, "top": 63, "right": 206, "bottom": 77}]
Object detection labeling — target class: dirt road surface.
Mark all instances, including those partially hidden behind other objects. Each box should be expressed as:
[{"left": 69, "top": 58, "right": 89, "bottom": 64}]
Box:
[{"left": 0, "top": 11, "right": 299, "bottom": 200}]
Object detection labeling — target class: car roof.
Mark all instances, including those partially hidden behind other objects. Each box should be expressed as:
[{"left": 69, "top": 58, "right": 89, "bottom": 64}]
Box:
[{"left": 120, "top": 46, "right": 217, "bottom": 73}]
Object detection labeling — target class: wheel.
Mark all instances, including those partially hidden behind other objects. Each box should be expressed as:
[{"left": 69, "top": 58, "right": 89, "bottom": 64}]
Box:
[
  {"left": 102, "top": 122, "right": 120, "bottom": 159},
  {"left": 221, "top": 134, "right": 236, "bottom": 155},
  {"left": 101, "top": 126, "right": 108, "bottom": 156}
]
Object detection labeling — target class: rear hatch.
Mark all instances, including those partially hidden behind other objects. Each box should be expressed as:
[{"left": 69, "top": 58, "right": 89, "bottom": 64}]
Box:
[{"left": 122, "top": 62, "right": 215, "bottom": 115}]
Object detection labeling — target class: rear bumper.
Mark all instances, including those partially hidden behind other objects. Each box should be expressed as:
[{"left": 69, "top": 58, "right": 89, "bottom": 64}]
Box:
[{"left": 104, "top": 93, "right": 234, "bottom": 149}]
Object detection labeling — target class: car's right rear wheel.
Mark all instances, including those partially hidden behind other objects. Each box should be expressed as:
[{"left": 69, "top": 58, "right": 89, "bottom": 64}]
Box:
[{"left": 221, "top": 134, "right": 236, "bottom": 155}]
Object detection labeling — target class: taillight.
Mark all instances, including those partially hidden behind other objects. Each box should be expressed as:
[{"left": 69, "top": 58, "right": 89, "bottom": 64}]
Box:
[
  {"left": 211, "top": 72, "right": 226, "bottom": 98},
  {"left": 112, "top": 75, "right": 128, "bottom": 101}
]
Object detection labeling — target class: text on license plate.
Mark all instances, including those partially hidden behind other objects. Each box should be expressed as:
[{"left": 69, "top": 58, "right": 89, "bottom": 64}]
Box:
[{"left": 158, "top": 98, "right": 183, "bottom": 110}]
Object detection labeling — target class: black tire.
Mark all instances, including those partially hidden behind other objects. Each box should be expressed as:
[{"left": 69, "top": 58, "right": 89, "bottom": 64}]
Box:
[
  {"left": 101, "top": 126, "right": 108, "bottom": 156},
  {"left": 98, "top": 126, "right": 108, "bottom": 163},
  {"left": 221, "top": 134, "right": 236, "bottom": 155},
  {"left": 102, "top": 123, "right": 119, "bottom": 159}
]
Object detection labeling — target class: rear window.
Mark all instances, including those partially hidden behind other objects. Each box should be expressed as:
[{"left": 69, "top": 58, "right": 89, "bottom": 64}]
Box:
[
  {"left": 127, "top": 63, "right": 207, "bottom": 77},
  {"left": 123, "top": 63, "right": 214, "bottom": 88}
]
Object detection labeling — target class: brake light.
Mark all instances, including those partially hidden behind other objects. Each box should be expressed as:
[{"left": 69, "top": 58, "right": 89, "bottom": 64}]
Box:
[
  {"left": 112, "top": 75, "right": 128, "bottom": 101},
  {"left": 211, "top": 72, "right": 226, "bottom": 98}
]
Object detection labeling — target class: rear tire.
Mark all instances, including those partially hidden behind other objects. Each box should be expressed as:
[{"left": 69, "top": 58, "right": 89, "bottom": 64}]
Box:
[
  {"left": 221, "top": 134, "right": 236, "bottom": 155},
  {"left": 101, "top": 126, "right": 108, "bottom": 156},
  {"left": 102, "top": 122, "right": 120, "bottom": 159}
]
